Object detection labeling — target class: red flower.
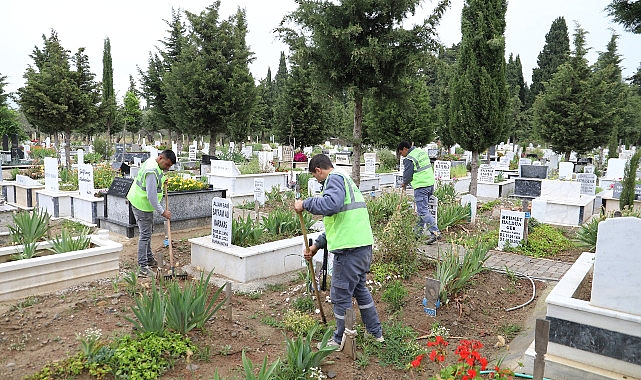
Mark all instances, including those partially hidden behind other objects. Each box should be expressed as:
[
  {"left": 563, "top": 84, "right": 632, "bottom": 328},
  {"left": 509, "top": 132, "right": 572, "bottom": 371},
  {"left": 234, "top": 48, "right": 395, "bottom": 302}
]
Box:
[{"left": 411, "top": 354, "right": 425, "bottom": 368}]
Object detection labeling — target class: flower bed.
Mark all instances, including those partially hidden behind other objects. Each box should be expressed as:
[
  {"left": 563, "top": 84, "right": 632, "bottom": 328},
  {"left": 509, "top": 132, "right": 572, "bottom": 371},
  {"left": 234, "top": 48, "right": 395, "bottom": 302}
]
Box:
[{"left": 0, "top": 230, "right": 122, "bottom": 302}]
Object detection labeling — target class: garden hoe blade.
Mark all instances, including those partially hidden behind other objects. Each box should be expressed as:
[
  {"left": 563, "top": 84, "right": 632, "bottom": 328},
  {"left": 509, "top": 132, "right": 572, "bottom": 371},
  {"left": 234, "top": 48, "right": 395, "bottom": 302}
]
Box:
[
  {"left": 297, "top": 211, "right": 327, "bottom": 324},
  {"left": 164, "top": 183, "right": 187, "bottom": 281}
]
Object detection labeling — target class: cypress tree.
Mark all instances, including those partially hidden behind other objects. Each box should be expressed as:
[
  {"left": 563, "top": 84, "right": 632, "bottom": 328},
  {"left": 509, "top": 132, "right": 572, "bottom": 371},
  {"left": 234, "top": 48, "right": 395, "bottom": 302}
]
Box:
[
  {"left": 448, "top": 0, "right": 508, "bottom": 196},
  {"left": 528, "top": 17, "right": 570, "bottom": 107}
]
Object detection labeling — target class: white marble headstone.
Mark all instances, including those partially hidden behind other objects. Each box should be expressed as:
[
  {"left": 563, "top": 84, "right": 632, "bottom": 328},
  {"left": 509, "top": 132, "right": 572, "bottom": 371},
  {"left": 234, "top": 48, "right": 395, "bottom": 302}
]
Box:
[
  {"left": 364, "top": 153, "right": 376, "bottom": 175},
  {"left": 558, "top": 162, "right": 574, "bottom": 180},
  {"left": 433, "top": 160, "right": 451, "bottom": 180},
  {"left": 78, "top": 164, "right": 94, "bottom": 196},
  {"left": 498, "top": 209, "right": 525, "bottom": 249},
  {"left": 605, "top": 158, "right": 626, "bottom": 180},
  {"left": 591, "top": 217, "right": 641, "bottom": 315},
  {"left": 210, "top": 160, "right": 241, "bottom": 176},
  {"left": 77, "top": 149, "right": 84, "bottom": 165},
  {"left": 460, "top": 194, "right": 477, "bottom": 223},
  {"left": 253, "top": 178, "right": 265, "bottom": 206},
  {"left": 44, "top": 157, "right": 59, "bottom": 192},
  {"left": 576, "top": 173, "right": 597, "bottom": 195},
  {"left": 478, "top": 164, "right": 495, "bottom": 183}
]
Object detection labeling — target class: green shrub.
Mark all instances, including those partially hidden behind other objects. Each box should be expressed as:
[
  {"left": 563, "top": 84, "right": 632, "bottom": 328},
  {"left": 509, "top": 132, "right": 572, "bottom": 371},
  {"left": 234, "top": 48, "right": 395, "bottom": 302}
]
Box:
[
  {"left": 232, "top": 215, "right": 263, "bottom": 247},
  {"left": 508, "top": 223, "right": 575, "bottom": 258},
  {"left": 93, "top": 138, "right": 113, "bottom": 160},
  {"left": 434, "top": 180, "right": 457, "bottom": 205},
  {"left": 123, "top": 279, "right": 166, "bottom": 334},
  {"left": 377, "top": 149, "right": 398, "bottom": 173},
  {"left": 620, "top": 150, "right": 641, "bottom": 210},
  {"left": 279, "top": 326, "right": 337, "bottom": 378},
  {"left": 9, "top": 209, "right": 51, "bottom": 260},
  {"left": 49, "top": 227, "right": 91, "bottom": 254},
  {"left": 450, "top": 163, "right": 468, "bottom": 179},
  {"left": 437, "top": 202, "right": 471, "bottom": 231}
]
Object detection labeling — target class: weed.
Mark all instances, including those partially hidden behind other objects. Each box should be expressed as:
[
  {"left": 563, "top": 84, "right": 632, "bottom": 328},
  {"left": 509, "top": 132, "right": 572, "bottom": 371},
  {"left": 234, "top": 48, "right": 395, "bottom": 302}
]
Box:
[
  {"left": 292, "top": 295, "right": 315, "bottom": 313},
  {"left": 260, "top": 315, "right": 282, "bottom": 328},
  {"left": 282, "top": 309, "right": 318, "bottom": 337},
  {"left": 498, "top": 323, "right": 522, "bottom": 340},
  {"left": 381, "top": 280, "right": 408, "bottom": 313},
  {"left": 9, "top": 296, "right": 40, "bottom": 312},
  {"left": 266, "top": 283, "right": 287, "bottom": 292},
  {"left": 219, "top": 344, "right": 232, "bottom": 356},
  {"left": 479, "top": 199, "right": 501, "bottom": 213}
]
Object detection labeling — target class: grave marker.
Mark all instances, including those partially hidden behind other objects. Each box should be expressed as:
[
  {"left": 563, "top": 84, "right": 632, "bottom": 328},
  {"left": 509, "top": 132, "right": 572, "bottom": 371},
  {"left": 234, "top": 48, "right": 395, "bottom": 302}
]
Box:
[
  {"left": 78, "top": 164, "right": 94, "bottom": 196},
  {"left": 423, "top": 278, "right": 441, "bottom": 316},
  {"left": 478, "top": 164, "right": 494, "bottom": 183},
  {"left": 498, "top": 209, "right": 526, "bottom": 249},
  {"left": 253, "top": 178, "right": 265, "bottom": 206},
  {"left": 433, "top": 160, "right": 451, "bottom": 180},
  {"left": 211, "top": 197, "right": 232, "bottom": 247},
  {"left": 44, "top": 157, "right": 59, "bottom": 192},
  {"left": 364, "top": 153, "right": 376, "bottom": 174},
  {"left": 576, "top": 173, "right": 597, "bottom": 195}
]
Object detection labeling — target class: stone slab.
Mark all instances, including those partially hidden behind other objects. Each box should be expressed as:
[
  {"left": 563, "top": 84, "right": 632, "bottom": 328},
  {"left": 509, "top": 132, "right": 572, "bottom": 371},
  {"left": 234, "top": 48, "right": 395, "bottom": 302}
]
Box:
[{"left": 592, "top": 217, "right": 641, "bottom": 315}]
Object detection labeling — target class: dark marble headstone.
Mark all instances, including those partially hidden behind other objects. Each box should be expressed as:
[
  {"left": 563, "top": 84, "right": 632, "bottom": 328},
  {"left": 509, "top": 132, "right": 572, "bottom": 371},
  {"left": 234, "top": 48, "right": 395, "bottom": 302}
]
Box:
[
  {"left": 114, "top": 151, "right": 150, "bottom": 164},
  {"left": 514, "top": 178, "right": 542, "bottom": 198},
  {"left": 111, "top": 162, "right": 130, "bottom": 176},
  {"left": 107, "top": 177, "right": 134, "bottom": 197},
  {"left": 612, "top": 182, "right": 641, "bottom": 200},
  {"left": 2, "top": 134, "right": 8, "bottom": 151},
  {"left": 520, "top": 165, "right": 548, "bottom": 179}
]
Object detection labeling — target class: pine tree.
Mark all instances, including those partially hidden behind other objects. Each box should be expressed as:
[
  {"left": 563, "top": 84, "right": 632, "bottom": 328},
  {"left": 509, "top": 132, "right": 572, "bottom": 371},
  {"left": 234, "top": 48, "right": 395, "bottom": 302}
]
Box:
[
  {"left": 528, "top": 17, "right": 570, "bottom": 107},
  {"left": 448, "top": 0, "right": 508, "bottom": 196},
  {"left": 278, "top": 0, "right": 450, "bottom": 185},
  {"left": 533, "top": 26, "right": 612, "bottom": 160},
  {"left": 606, "top": 0, "right": 641, "bottom": 33}
]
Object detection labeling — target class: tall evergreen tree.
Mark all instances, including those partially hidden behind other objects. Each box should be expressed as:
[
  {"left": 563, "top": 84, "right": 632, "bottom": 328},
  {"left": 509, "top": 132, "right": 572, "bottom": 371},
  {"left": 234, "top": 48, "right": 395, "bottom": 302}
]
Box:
[
  {"left": 164, "top": 3, "right": 256, "bottom": 154},
  {"left": 121, "top": 75, "right": 143, "bottom": 142},
  {"left": 528, "top": 17, "right": 570, "bottom": 107},
  {"left": 448, "top": 0, "right": 508, "bottom": 196},
  {"left": 278, "top": 0, "right": 450, "bottom": 185},
  {"left": 433, "top": 44, "right": 459, "bottom": 149},
  {"left": 254, "top": 68, "right": 274, "bottom": 142},
  {"left": 101, "top": 37, "right": 117, "bottom": 142},
  {"left": 0, "top": 73, "right": 23, "bottom": 139},
  {"left": 533, "top": 26, "right": 613, "bottom": 160},
  {"left": 606, "top": 0, "right": 641, "bottom": 33},
  {"left": 18, "top": 31, "right": 100, "bottom": 167},
  {"left": 593, "top": 34, "right": 627, "bottom": 158}
]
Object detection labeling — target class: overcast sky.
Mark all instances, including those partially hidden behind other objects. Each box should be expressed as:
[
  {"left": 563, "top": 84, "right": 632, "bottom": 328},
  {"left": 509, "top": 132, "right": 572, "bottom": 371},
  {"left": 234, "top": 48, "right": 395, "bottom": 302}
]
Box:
[{"left": 1, "top": 0, "right": 639, "bottom": 102}]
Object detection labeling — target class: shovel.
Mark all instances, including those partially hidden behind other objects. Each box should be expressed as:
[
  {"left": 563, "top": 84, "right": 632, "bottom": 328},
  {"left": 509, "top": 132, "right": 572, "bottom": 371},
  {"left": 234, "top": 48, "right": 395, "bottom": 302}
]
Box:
[
  {"left": 297, "top": 211, "right": 327, "bottom": 324},
  {"left": 164, "top": 182, "right": 187, "bottom": 281}
]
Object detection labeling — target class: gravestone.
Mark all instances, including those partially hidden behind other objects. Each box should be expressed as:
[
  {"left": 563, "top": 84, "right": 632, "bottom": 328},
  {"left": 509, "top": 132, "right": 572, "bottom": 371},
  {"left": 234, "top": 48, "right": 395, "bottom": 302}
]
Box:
[
  {"left": 498, "top": 209, "right": 526, "bottom": 249},
  {"left": 519, "top": 158, "right": 532, "bottom": 168},
  {"left": 592, "top": 217, "right": 641, "bottom": 315},
  {"left": 461, "top": 194, "right": 477, "bottom": 223},
  {"left": 78, "top": 164, "right": 94, "bottom": 196},
  {"left": 282, "top": 145, "right": 294, "bottom": 164},
  {"left": 558, "top": 162, "right": 574, "bottom": 179},
  {"left": 335, "top": 151, "right": 351, "bottom": 165},
  {"left": 364, "top": 153, "right": 376, "bottom": 175},
  {"left": 77, "top": 149, "right": 84, "bottom": 165},
  {"left": 188, "top": 145, "right": 197, "bottom": 160},
  {"left": 612, "top": 182, "right": 641, "bottom": 200},
  {"left": 253, "top": 178, "right": 265, "bottom": 206},
  {"left": 240, "top": 146, "right": 253, "bottom": 159},
  {"left": 583, "top": 165, "right": 595, "bottom": 174},
  {"left": 605, "top": 158, "right": 627, "bottom": 180},
  {"left": 107, "top": 177, "right": 133, "bottom": 197},
  {"left": 433, "top": 160, "right": 451, "bottom": 180},
  {"left": 44, "top": 157, "right": 59, "bottom": 192},
  {"left": 478, "top": 164, "right": 495, "bottom": 183},
  {"left": 210, "top": 160, "right": 241, "bottom": 176},
  {"left": 16, "top": 174, "right": 40, "bottom": 186},
  {"left": 576, "top": 173, "right": 597, "bottom": 195},
  {"left": 514, "top": 178, "right": 542, "bottom": 198},
  {"left": 520, "top": 165, "right": 548, "bottom": 179},
  {"left": 497, "top": 155, "right": 510, "bottom": 170},
  {"left": 211, "top": 197, "right": 232, "bottom": 247}
]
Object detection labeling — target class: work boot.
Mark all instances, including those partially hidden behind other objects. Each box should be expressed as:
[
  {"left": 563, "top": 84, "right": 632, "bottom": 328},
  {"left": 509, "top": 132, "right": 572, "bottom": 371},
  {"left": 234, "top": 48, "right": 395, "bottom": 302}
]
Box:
[
  {"left": 139, "top": 266, "right": 155, "bottom": 278},
  {"left": 426, "top": 232, "right": 441, "bottom": 245}
]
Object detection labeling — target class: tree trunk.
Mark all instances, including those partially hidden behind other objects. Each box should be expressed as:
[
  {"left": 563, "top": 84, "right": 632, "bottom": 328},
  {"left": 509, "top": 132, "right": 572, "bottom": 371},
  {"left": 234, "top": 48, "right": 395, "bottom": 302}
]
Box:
[
  {"left": 351, "top": 94, "right": 364, "bottom": 186},
  {"left": 209, "top": 130, "right": 217, "bottom": 156},
  {"left": 64, "top": 128, "right": 72, "bottom": 168},
  {"left": 470, "top": 150, "right": 480, "bottom": 196}
]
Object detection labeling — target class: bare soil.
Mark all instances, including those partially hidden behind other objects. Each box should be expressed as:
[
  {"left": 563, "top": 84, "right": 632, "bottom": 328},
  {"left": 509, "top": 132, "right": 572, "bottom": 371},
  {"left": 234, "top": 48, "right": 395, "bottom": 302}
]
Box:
[{"left": 0, "top": 205, "right": 587, "bottom": 380}]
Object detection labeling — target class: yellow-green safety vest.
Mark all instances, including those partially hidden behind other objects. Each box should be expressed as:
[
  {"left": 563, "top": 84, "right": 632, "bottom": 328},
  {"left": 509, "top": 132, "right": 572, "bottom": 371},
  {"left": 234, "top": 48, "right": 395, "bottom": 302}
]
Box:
[
  {"left": 406, "top": 148, "right": 435, "bottom": 189},
  {"left": 323, "top": 170, "right": 374, "bottom": 251},
  {"left": 126, "top": 157, "right": 165, "bottom": 212}
]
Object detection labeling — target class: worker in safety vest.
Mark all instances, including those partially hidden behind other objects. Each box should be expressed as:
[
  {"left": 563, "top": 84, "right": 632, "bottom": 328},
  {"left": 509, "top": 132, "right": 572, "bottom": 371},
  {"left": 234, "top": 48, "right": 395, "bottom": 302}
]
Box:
[
  {"left": 397, "top": 141, "right": 441, "bottom": 245},
  {"left": 294, "top": 154, "right": 384, "bottom": 351},
  {"left": 126, "top": 150, "right": 176, "bottom": 277}
]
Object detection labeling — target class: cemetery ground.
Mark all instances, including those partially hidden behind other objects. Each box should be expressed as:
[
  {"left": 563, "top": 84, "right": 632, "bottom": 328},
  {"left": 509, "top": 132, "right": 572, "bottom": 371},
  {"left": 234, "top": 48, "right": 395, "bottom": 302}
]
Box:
[{"left": 0, "top": 199, "right": 588, "bottom": 380}]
